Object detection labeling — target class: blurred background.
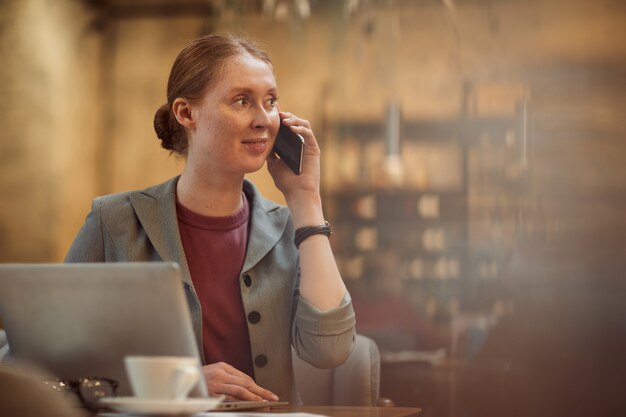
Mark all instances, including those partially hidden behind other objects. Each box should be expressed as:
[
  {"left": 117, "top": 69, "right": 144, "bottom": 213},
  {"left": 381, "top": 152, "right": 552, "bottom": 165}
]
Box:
[{"left": 1, "top": 0, "right": 625, "bottom": 416}]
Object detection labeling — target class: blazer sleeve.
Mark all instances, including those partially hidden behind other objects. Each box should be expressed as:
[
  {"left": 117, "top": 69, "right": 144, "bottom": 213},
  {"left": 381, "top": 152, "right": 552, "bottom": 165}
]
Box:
[
  {"left": 65, "top": 197, "right": 106, "bottom": 262},
  {"left": 291, "top": 284, "right": 356, "bottom": 369}
]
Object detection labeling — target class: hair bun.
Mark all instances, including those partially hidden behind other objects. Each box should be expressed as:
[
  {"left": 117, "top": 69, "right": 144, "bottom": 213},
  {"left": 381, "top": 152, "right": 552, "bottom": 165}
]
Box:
[{"left": 154, "top": 104, "right": 173, "bottom": 149}]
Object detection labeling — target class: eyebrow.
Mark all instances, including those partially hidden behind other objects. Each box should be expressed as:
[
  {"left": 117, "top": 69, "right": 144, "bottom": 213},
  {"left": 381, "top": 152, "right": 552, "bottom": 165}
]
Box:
[{"left": 228, "top": 86, "right": 278, "bottom": 96}]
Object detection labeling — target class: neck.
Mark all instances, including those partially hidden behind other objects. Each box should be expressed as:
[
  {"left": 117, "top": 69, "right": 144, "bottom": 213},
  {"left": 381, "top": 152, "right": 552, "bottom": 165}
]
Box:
[{"left": 176, "top": 168, "right": 244, "bottom": 217}]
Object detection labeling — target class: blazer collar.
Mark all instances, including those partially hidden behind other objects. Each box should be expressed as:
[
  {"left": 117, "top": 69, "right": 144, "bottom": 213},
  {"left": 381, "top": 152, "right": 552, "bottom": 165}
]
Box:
[
  {"left": 129, "top": 177, "right": 193, "bottom": 285},
  {"left": 129, "top": 176, "right": 290, "bottom": 284},
  {"left": 241, "top": 180, "right": 290, "bottom": 273}
]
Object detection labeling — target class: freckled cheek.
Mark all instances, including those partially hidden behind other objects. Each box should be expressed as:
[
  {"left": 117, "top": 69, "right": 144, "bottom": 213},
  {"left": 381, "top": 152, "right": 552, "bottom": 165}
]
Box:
[
  {"left": 201, "top": 119, "right": 237, "bottom": 157},
  {"left": 269, "top": 114, "right": 281, "bottom": 142},
  {"left": 212, "top": 118, "right": 243, "bottom": 144}
]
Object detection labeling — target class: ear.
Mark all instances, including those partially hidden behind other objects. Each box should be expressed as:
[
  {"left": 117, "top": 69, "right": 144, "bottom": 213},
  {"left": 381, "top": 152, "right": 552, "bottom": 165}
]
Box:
[{"left": 172, "top": 98, "right": 195, "bottom": 129}]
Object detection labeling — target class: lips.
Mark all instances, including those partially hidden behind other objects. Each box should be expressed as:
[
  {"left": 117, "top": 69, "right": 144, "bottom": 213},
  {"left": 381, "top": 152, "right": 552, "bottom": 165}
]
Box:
[{"left": 241, "top": 138, "right": 269, "bottom": 154}]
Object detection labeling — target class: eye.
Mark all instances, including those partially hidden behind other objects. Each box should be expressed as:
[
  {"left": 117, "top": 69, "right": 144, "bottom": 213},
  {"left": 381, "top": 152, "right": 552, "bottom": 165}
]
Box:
[
  {"left": 265, "top": 96, "right": 278, "bottom": 109},
  {"left": 234, "top": 96, "right": 249, "bottom": 107}
]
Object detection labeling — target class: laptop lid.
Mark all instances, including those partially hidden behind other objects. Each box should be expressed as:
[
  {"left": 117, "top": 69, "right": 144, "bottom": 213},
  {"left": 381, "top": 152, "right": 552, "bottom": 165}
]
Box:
[{"left": 0, "top": 262, "right": 208, "bottom": 397}]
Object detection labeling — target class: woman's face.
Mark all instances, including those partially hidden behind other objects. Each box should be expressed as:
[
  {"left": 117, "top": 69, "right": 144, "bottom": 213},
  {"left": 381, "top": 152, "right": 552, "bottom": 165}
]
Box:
[{"left": 187, "top": 53, "right": 280, "bottom": 179}]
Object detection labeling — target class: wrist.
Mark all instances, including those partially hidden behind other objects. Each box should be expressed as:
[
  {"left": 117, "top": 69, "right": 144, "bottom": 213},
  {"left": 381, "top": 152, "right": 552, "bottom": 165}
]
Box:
[
  {"left": 286, "top": 192, "right": 324, "bottom": 228},
  {"left": 294, "top": 221, "right": 332, "bottom": 249}
]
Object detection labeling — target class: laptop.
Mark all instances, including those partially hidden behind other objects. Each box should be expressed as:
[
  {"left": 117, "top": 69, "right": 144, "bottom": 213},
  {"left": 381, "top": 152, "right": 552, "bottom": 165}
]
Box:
[
  {"left": 0, "top": 262, "right": 289, "bottom": 411},
  {"left": 0, "top": 262, "right": 207, "bottom": 397}
]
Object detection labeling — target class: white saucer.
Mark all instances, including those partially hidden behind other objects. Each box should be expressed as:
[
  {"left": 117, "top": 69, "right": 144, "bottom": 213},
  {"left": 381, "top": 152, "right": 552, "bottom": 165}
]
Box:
[{"left": 99, "top": 396, "right": 224, "bottom": 415}]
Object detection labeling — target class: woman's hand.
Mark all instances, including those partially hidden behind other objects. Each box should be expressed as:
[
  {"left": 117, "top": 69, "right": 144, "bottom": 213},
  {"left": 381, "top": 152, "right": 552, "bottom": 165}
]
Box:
[
  {"left": 269, "top": 112, "right": 347, "bottom": 311},
  {"left": 267, "top": 111, "right": 325, "bottom": 228},
  {"left": 201, "top": 362, "right": 279, "bottom": 402}
]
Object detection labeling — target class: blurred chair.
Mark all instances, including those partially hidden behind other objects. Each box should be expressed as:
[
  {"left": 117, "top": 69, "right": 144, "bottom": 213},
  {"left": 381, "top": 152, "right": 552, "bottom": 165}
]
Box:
[
  {"left": 292, "top": 334, "right": 393, "bottom": 406},
  {"left": 0, "top": 329, "right": 8, "bottom": 361},
  {"left": 0, "top": 362, "right": 86, "bottom": 417}
]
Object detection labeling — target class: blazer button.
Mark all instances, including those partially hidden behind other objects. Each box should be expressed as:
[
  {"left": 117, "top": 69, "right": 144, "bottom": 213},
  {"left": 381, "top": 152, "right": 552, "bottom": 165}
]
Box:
[
  {"left": 248, "top": 311, "right": 261, "bottom": 324},
  {"left": 254, "top": 354, "right": 268, "bottom": 367},
  {"left": 243, "top": 274, "right": 252, "bottom": 287}
]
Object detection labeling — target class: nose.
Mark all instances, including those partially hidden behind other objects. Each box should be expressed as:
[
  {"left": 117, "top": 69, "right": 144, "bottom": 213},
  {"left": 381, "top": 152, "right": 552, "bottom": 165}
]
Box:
[{"left": 252, "top": 104, "right": 272, "bottom": 129}]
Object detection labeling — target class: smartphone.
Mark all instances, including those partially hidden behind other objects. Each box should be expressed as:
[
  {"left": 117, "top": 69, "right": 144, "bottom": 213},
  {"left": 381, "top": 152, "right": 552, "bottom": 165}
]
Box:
[{"left": 273, "top": 123, "right": 305, "bottom": 175}]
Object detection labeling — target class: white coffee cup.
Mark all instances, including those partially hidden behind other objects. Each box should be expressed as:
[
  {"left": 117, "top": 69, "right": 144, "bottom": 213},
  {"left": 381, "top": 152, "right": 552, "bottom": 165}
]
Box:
[{"left": 124, "top": 355, "right": 201, "bottom": 400}]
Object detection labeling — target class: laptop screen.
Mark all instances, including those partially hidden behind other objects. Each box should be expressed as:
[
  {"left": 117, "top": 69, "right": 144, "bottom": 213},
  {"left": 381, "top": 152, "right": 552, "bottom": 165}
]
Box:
[{"left": 0, "top": 262, "right": 207, "bottom": 397}]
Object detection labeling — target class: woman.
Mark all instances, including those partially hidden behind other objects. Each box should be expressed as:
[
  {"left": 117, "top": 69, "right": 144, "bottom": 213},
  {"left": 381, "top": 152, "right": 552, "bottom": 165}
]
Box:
[{"left": 65, "top": 33, "right": 356, "bottom": 404}]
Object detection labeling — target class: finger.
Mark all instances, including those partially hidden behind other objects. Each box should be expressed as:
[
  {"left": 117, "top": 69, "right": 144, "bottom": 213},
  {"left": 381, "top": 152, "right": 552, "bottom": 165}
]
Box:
[
  {"left": 223, "top": 394, "right": 239, "bottom": 402},
  {"left": 201, "top": 363, "right": 280, "bottom": 402},
  {"left": 235, "top": 376, "right": 279, "bottom": 401},
  {"left": 218, "top": 363, "right": 260, "bottom": 387},
  {"left": 219, "top": 383, "right": 265, "bottom": 401},
  {"left": 202, "top": 362, "right": 234, "bottom": 380},
  {"left": 221, "top": 380, "right": 278, "bottom": 402},
  {"left": 202, "top": 363, "right": 253, "bottom": 392},
  {"left": 288, "top": 125, "right": 319, "bottom": 152},
  {"left": 211, "top": 362, "right": 257, "bottom": 383},
  {"left": 279, "top": 112, "right": 311, "bottom": 129},
  {"left": 225, "top": 373, "right": 279, "bottom": 401},
  {"left": 206, "top": 376, "right": 263, "bottom": 401}
]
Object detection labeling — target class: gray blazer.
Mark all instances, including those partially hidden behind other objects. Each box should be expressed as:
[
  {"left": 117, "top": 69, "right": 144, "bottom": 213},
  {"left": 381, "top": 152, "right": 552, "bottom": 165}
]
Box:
[{"left": 65, "top": 176, "right": 356, "bottom": 403}]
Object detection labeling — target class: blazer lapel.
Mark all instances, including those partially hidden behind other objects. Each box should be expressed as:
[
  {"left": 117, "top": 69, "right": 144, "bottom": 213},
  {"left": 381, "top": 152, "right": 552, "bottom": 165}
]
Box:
[
  {"left": 127, "top": 177, "right": 289, "bottom": 283},
  {"left": 129, "top": 176, "right": 193, "bottom": 286},
  {"left": 242, "top": 180, "right": 290, "bottom": 273}
]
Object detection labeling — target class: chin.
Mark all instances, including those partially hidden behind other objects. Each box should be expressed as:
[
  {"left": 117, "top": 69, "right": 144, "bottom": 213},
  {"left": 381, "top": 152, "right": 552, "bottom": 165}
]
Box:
[{"left": 242, "top": 160, "right": 267, "bottom": 175}]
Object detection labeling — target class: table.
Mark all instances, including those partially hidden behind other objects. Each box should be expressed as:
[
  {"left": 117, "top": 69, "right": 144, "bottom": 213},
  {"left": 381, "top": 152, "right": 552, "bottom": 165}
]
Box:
[
  {"left": 98, "top": 405, "right": 421, "bottom": 417},
  {"left": 97, "top": 406, "right": 420, "bottom": 417},
  {"left": 256, "top": 405, "right": 421, "bottom": 417}
]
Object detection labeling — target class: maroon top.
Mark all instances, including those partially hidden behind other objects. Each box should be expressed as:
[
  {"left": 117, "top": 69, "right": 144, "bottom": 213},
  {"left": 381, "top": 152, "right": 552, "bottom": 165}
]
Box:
[{"left": 176, "top": 193, "right": 255, "bottom": 378}]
